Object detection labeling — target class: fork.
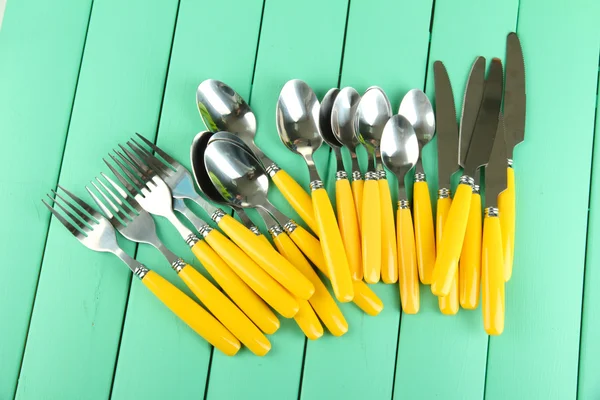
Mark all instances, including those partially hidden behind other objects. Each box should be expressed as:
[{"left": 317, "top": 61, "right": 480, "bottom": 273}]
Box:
[
  {"left": 105, "top": 150, "right": 301, "bottom": 319},
  {"left": 42, "top": 186, "right": 240, "bottom": 356},
  {"left": 87, "top": 174, "right": 271, "bottom": 356}
]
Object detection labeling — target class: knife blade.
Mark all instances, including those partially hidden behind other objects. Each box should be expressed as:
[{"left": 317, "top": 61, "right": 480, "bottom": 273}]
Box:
[
  {"left": 459, "top": 57, "right": 486, "bottom": 168},
  {"left": 434, "top": 61, "right": 458, "bottom": 191},
  {"left": 463, "top": 58, "right": 504, "bottom": 177},
  {"left": 485, "top": 113, "right": 508, "bottom": 208},
  {"left": 504, "top": 32, "right": 526, "bottom": 159}
]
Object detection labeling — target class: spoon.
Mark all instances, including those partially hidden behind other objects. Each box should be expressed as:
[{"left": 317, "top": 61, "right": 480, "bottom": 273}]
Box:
[
  {"left": 356, "top": 86, "right": 398, "bottom": 283},
  {"left": 331, "top": 87, "right": 364, "bottom": 226},
  {"left": 196, "top": 79, "right": 318, "bottom": 234},
  {"left": 381, "top": 115, "right": 420, "bottom": 314},
  {"left": 319, "top": 88, "right": 362, "bottom": 281},
  {"left": 203, "top": 137, "right": 383, "bottom": 316},
  {"left": 399, "top": 89, "right": 436, "bottom": 285},
  {"left": 276, "top": 79, "right": 353, "bottom": 302}
]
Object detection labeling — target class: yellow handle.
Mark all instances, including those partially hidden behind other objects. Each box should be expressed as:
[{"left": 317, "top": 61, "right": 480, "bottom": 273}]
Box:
[
  {"left": 499, "top": 167, "right": 515, "bottom": 281},
  {"left": 178, "top": 264, "right": 271, "bottom": 356},
  {"left": 190, "top": 239, "right": 280, "bottom": 334},
  {"left": 436, "top": 196, "right": 459, "bottom": 314},
  {"left": 256, "top": 233, "right": 272, "bottom": 247},
  {"left": 336, "top": 178, "right": 362, "bottom": 280},
  {"left": 482, "top": 213, "right": 505, "bottom": 335},
  {"left": 202, "top": 228, "right": 299, "bottom": 318},
  {"left": 361, "top": 178, "right": 382, "bottom": 283},
  {"left": 141, "top": 270, "right": 240, "bottom": 356},
  {"left": 352, "top": 178, "right": 364, "bottom": 227},
  {"left": 273, "top": 233, "right": 348, "bottom": 337},
  {"left": 379, "top": 178, "right": 398, "bottom": 284},
  {"left": 397, "top": 207, "right": 420, "bottom": 314},
  {"left": 438, "top": 268, "right": 459, "bottom": 315},
  {"left": 459, "top": 193, "right": 482, "bottom": 309},
  {"left": 217, "top": 214, "right": 315, "bottom": 300},
  {"left": 413, "top": 180, "right": 436, "bottom": 284},
  {"left": 293, "top": 300, "right": 324, "bottom": 340},
  {"left": 271, "top": 169, "right": 318, "bottom": 234},
  {"left": 312, "top": 187, "right": 354, "bottom": 302},
  {"left": 431, "top": 182, "right": 472, "bottom": 297},
  {"left": 288, "top": 226, "right": 383, "bottom": 316}
]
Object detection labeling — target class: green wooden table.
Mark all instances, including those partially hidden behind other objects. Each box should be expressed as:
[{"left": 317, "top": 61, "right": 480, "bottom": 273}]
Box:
[{"left": 1, "top": 0, "right": 599, "bottom": 398}]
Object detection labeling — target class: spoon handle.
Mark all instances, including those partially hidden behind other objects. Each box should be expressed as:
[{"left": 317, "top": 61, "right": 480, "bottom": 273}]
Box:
[
  {"left": 459, "top": 192, "right": 482, "bottom": 310},
  {"left": 396, "top": 205, "right": 420, "bottom": 314},
  {"left": 190, "top": 238, "right": 280, "bottom": 335},
  {"left": 413, "top": 178, "right": 436, "bottom": 284},
  {"left": 351, "top": 177, "right": 364, "bottom": 227},
  {"left": 335, "top": 175, "right": 362, "bottom": 280},
  {"left": 270, "top": 169, "right": 318, "bottom": 234},
  {"left": 362, "top": 176, "right": 382, "bottom": 283},
  {"left": 293, "top": 300, "right": 324, "bottom": 340},
  {"left": 498, "top": 166, "right": 515, "bottom": 281},
  {"left": 436, "top": 196, "right": 459, "bottom": 314},
  {"left": 481, "top": 209, "right": 505, "bottom": 335},
  {"left": 379, "top": 176, "right": 398, "bottom": 284}
]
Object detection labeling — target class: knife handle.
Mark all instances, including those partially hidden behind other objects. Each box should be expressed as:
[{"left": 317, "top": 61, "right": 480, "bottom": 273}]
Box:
[
  {"left": 498, "top": 166, "right": 515, "bottom": 281},
  {"left": 459, "top": 192, "right": 482, "bottom": 309},
  {"left": 335, "top": 176, "right": 362, "bottom": 280},
  {"left": 270, "top": 167, "right": 318, "bottom": 234},
  {"left": 379, "top": 176, "right": 398, "bottom": 284},
  {"left": 294, "top": 300, "right": 324, "bottom": 340},
  {"left": 362, "top": 176, "right": 382, "bottom": 283},
  {"left": 432, "top": 181, "right": 472, "bottom": 297},
  {"left": 482, "top": 208, "right": 505, "bottom": 335},
  {"left": 397, "top": 204, "right": 420, "bottom": 314},
  {"left": 413, "top": 178, "right": 436, "bottom": 284},
  {"left": 351, "top": 176, "right": 364, "bottom": 227},
  {"left": 436, "top": 195, "right": 459, "bottom": 314}
]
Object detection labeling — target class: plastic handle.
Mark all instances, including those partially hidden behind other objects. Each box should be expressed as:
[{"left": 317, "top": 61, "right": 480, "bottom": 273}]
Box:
[
  {"left": 218, "top": 214, "right": 315, "bottom": 300},
  {"left": 482, "top": 213, "right": 505, "bottom": 335},
  {"left": 498, "top": 167, "right": 515, "bottom": 281},
  {"left": 190, "top": 239, "right": 279, "bottom": 334},
  {"left": 288, "top": 226, "right": 383, "bottom": 316},
  {"left": 256, "top": 233, "right": 273, "bottom": 247},
  {"left": 273, "top": 233, "right": 348, "bottom": 336},
  {"left": 312, "top": 187, "right": 354, "bottom": 302},
  {"left": 379, "top": 178, "right": 398, "bottom": 284},
  {"left": 361, "top": 179, "right": 382, "bottom": 283},
  {"left": 202, "top": 227, "right": 299, "bottom": 318},
  {"left": 397, "top": 207, "right": 420, "bottom": 314},
  {"left": 438, "top": 268, "right": 459, "bottom": 315},
  {"left": 413, "top": 180, "right": 436, "bottom": 284},
  {"left": 459, "top": 193, "right": 482, "bottom": 309},
  {"left": 335, "top": 178, "right": 362, "bottom": 280},
  {"left": 271, "top": 169, "right": 318, "bottom": 234},
  {"left": 352, "top": 179, "right": 364, "bottom": 227},
  {"left": 293, "top": 300, "right": 324, "bottom": 340},
  {"left": 431, "top": 182, "right": 473, "bottom": 297},
  {"left": 141, "top": 270, "right": 240, "bottom": 356},
  {"left": 178, "top": 264, "right": 271, "bottom": 356},
  {"left": 436, "top": 196, "right": 459, "bottom": 314}
]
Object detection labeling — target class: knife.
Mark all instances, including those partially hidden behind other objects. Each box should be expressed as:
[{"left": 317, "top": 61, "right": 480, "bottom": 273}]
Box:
[
  {"left": 432, "top": 58, "right": 504, "bottom": 297},
  {"left": 433, "top": 61, "right": 460, "bottom": 314},
  {"left": 482, "top": 113, "right": 508, "bottom": 335},
  {"left": 458, "top": 56, "right": 486, "bottom": 309},
  {"left": 499, "top": 32, "right": 526, "bottom": 281}
]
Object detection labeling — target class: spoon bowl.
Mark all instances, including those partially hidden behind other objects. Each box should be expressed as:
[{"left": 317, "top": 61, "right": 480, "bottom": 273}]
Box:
[
  {"left": 381, "top": 115, "right": 420, "bottom": 182},
  {"left": 398, "top": 89, "right": 435, "bottom": 148},
  {"left": 355, "top": 86, "right": 392, "bottom": 156},
  {"left": 331, "top": 87, "right": 361, "bottom": 152},
  {"left": 191, "top": 131, "right": 234, "bottom": 205},
  {"left": 319, "top": 88, "right": 342, "bottom": 148}
]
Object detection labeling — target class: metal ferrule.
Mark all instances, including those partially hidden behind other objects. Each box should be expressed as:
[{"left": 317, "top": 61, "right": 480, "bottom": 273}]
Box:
[
  {"left": 508, "top": 158, "right": 513, "bottom": 168},
  {"left": 134, "top": 265, "right": 149, "bottom": 279},
  {"left": 185, "top": 233, "right": 200, "bottom": 246},
  {"left": 485, "top": 207, "right": 499, "bottom": 217},
  {"left": 250, "top": 225, "right": 261, "bottom": 236},
  {"left": 283, "top": 220, "right": 298, "bottom": 234},
  {"left": 352, "top": 171, "right": 362, "bottom": 181},
  {"left": 269, "top": 225, "right": 284, "bottom": 237},
  {"left": 364, "top": 171, "right": 378, "bottom": 181},
  {"left": 336, "top": 170, "right": 348, "bottom": 180},
  {"left": 377, "top": 170, "right": 386, "bottom": 179},
  {"left": 438, "top": 188, "right": 450, "bottom": 199},
  {"left": 414, "top": 172, "right": 426, "bottom": 182},
  {"left": 211, "top": 208, "right": 226, "bottom": 224},
  {"left": 398, "top": 199, "right": 410, "bottom": 209},
  {"left": 459, "top": 175, "right": 475, "bottom": 187},
  {"left": 310, "top": 180, "right": 324, "bottom": 191},
  {"left": 265, "top": 163, "right": 280, "bottom": 177},
  {"left": 172, "top": 258, "right": 186, "bottom": 273},
  {"left": 472, "top": 184, "right": 481, "bottom": 194}
]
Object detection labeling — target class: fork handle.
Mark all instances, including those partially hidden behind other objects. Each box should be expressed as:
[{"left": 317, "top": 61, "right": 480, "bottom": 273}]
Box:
[{"left": 141, "top": 270, "right": 240, "bottom": 356}]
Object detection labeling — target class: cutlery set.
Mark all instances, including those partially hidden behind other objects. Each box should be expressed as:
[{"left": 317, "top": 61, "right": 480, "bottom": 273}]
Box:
[{"left": 43, "top": 32, "right": 525, "bottom": 355}]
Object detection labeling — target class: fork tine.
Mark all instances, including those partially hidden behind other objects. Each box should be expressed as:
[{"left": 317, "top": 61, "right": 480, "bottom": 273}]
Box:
[
  {"left": 42, "top": 199, "right": 83, "bottom": 237},
  {"left": 95, "top": 178, "right": 134, "bottom": 221},
  {"left": 86, "top": 184, "right": 116, "bottom": 220},
  {"left": 127, "top": 140, "right": 170, "bottom": 178},
  {"left": 57, "top": 185, "right": 101, "bottom": 222},
  {"left": 135, "top": 133, "right": 176, "bottom": 165},
  {"left": 51, "top": 189, "right": 91, "bottom": 224},
  {"left": 106, "top": 153, "right": 144, "bottom": 193},
  {"left": 118, "top": 145, "right": 151, "bottom": 178},
  {"left": 47, "top": 193, "right": 90, "bottom": 232},
  {"left": 101, "top": 173, "right": 142, "bottom": 214}
]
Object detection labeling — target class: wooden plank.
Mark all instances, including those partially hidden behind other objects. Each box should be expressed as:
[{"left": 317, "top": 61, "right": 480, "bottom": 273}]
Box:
[
  {"left": 485, "top": 0, "right": 600, "bottom": 398},
  {"left": 204, "top": 0, "right": 348, "bottom": 398},
  {"left": 300, "top": 1, "right": 433, "bottom": 399},
  {"left": 14, "top": 0, "right": 179, "bottom": 398},
  {"left": 110, "top": 0, "right": 264, "bottom": 398},
  {"left": 393, "top": 1, "right": 518, "bottom": 399},
  {"left": 0, "top": 0, "right": 92, "bottom": 398}
]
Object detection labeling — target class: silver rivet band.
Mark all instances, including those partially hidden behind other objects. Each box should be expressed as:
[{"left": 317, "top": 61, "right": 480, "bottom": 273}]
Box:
[
  {"left": 265, "top": 163, "right": 280, "bottom": 176},
  {"left": 459, "top": 175, "right": 475, "bottom": 186},
  {"left": 352, "top": 171, "right": 362, "bottom": 181},
  {"left": 414, "top": 172, "right": 426, "bottom": 182},
  {"left": 283, "top": 220, "right": 298, "bottom": 234},
  {"left": 377, "top": 170, "right": 386, "bottom": 179},
  {"left": 508, "top": 158, "right": 513, "bottom": 168},
  {"left": 364, "top": 171, "right": 378, "bottom": 180},
  {"left": 472, "top": 184, "right": 481, "bottom": 194},
  {"left": 269, "top": 225, "right": 284, "bottom": 237},
  {"left": 485, "top": 207, "right": 499, "bottom": 217},
  {"left": 211, "top": 208, "right": 226, "bottom": 223},
  {"left": 134, "top": 265, "right": 149, "bottom": 279},
  {"left": 336, "top": 170, "right": 348, "bottom": 180},
  {"left": 172, "top": 258, "right": 186, "bottom": 273},
  {"left": 197, "top": 224, "right": 214, "bottom": 238},
  {"left": 250, "top": 226, "right": 261, "bottom": 236},
  {"left": 186, "top": 233, "right": 200, "bottom": 246},
  {"left": 310, "top": 180, "right": 324, "bottom": 190},
  {"left": 398, "top": 199, "right": 410, "bottom": 209},
  {"left": 438, "top": 188, "right": 450, "bottom": 198}
]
